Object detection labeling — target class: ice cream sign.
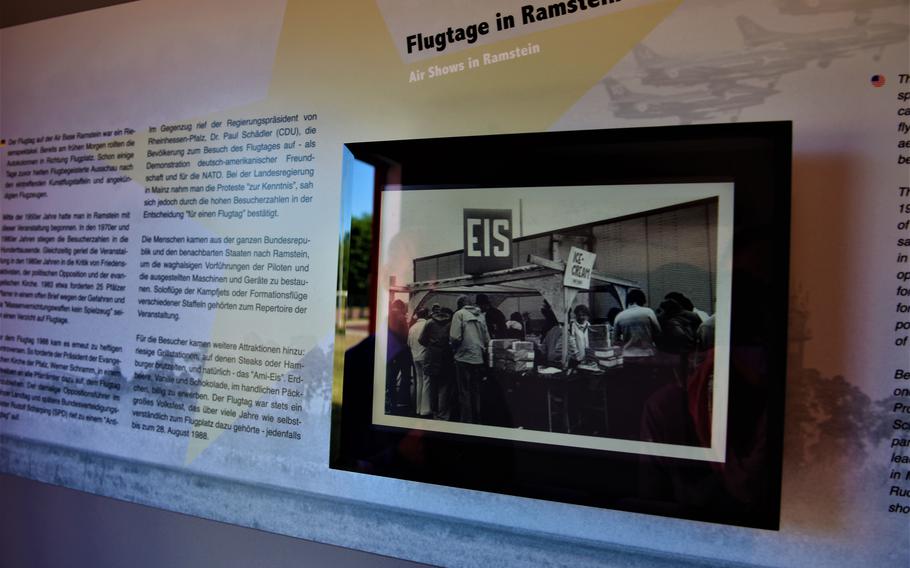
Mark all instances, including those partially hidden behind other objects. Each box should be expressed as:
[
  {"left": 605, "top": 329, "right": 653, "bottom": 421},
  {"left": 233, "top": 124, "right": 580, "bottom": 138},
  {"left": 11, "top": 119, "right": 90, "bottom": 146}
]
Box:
[{"left": 564, "top": 246, "right": 596, "bottom": 289}]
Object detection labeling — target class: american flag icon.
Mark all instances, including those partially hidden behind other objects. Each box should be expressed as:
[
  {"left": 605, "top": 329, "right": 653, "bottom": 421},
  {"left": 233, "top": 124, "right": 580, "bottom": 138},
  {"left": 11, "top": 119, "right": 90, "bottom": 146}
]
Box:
[{"left": 870, "top": 74, "right": 886, "bottom": 88}]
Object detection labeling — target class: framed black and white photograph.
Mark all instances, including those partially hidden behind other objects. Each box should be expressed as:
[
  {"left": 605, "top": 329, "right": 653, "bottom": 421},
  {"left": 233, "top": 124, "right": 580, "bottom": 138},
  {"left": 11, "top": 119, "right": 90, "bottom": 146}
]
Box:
[
  {"left": 375, "top": 186, "right": 731, "bottom": 462},
  {"left": 332, "top": 123, "right": 791, "bottom": 529}
]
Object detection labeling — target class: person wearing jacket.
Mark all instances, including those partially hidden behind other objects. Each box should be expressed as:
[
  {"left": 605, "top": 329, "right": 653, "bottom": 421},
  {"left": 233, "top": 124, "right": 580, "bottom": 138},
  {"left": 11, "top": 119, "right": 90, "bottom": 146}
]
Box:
[
  {"left": 419, "top": 305, "right": 455, "bottom": 420},
  {"left": 386, "top": 299, "right": 412, "bottom": 414},
  {"left": 656, "top": 298, "right": 696, "bottom": 355},
  {"left": 570, "top": 304, "right": 592, "bottom": 362},
  {"left": 656, "top": 297, "right": 698, "bottom": 385},
  {"left": 450, "top": 295, "right": 491, "bottom": 424},
  {"left": 537, "top": 301, "right": 578, "bottom": 367},
  {"left": 408, "top": 308, "right": 431, "bottom": 417},
  {"left": 476, "top": 293, "right": 507, "bottom": 339}
]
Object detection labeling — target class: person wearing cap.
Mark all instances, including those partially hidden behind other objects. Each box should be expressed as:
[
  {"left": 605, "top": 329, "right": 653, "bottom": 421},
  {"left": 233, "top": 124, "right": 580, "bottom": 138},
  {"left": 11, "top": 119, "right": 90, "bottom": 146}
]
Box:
[{"left": 450, "top": 295, "right": 490, "bottom": 424}]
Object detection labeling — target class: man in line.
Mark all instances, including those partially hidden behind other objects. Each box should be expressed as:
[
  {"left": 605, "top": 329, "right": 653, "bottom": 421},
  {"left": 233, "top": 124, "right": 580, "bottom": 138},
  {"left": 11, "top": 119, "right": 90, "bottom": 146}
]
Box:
[
  {"left": 476, "top": 293, "right": 506, "bottom": 339},
  {"left": 408, "top": 308, "right": 431, "bottom": 417},
  {"left": 450, "top": 295, "right": 490, "bottom": 424},
  {"left": 386, "top": 299, "right": 412, "bottom": 414},
  {"left": 612, "top": 289, "right": 661, "bottom": 359},
  {"left": 419, "top": 304, "right": 455, "bottom": 420}
]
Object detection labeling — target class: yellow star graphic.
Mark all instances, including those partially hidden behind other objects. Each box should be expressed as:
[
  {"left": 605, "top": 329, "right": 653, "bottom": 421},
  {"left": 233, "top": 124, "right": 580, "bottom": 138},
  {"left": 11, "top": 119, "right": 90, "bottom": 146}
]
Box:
[{"left": 116, "top": 0, "right": 682, "bottom": 464}]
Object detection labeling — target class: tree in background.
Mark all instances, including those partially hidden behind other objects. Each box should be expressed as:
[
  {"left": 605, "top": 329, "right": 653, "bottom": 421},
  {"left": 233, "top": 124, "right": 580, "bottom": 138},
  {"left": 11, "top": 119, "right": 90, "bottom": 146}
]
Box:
[{"left": 345, "top": 214, "right": 372, "bottom": 309}]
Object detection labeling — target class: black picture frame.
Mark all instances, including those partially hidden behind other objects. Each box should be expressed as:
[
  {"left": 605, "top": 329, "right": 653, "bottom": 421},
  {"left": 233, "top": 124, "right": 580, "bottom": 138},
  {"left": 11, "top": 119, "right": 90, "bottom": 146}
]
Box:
[{"left": 331, "top": 122, "right": 791, "bottom": 530}]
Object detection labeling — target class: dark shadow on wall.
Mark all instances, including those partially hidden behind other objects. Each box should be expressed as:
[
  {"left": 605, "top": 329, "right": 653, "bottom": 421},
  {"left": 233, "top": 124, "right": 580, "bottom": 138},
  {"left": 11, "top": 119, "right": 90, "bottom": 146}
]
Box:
[
  {"left": 0, "top": 0, "right": 137, "bottom": 29},
  {"left": 789, "top": 153, "right": 855, "bottom": 393},
  {"left": 781, "top": 152, "right": 860, "bottom": 534},
  {"left": 781, "top": 290, "right": 901, "bottom": 535}
]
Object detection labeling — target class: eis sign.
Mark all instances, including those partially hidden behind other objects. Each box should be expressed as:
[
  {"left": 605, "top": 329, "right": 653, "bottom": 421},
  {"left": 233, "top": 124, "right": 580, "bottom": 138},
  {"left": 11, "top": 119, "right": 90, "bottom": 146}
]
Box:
[{"left": 463, "top": 209, "right": 512, "bottom": 274}]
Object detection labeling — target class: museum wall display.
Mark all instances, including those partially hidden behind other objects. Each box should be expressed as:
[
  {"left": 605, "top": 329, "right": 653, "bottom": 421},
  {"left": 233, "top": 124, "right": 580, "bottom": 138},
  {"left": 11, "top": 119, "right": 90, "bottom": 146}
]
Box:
[{"left": 0, "top": 1, "right": 907, "bottom": 566}]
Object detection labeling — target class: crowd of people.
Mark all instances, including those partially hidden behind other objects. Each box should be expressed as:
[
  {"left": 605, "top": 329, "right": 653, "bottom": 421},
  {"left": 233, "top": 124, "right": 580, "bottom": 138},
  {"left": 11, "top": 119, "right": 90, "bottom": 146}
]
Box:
[
  {"left": 385, "top": 288, "right": 715, "bottom": 428},
  {"left": 612, "top": 289, "right": 714, "bottom": 381},
  {"left": 387, "top": 294, "right": 504, "bottom": 423}
]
